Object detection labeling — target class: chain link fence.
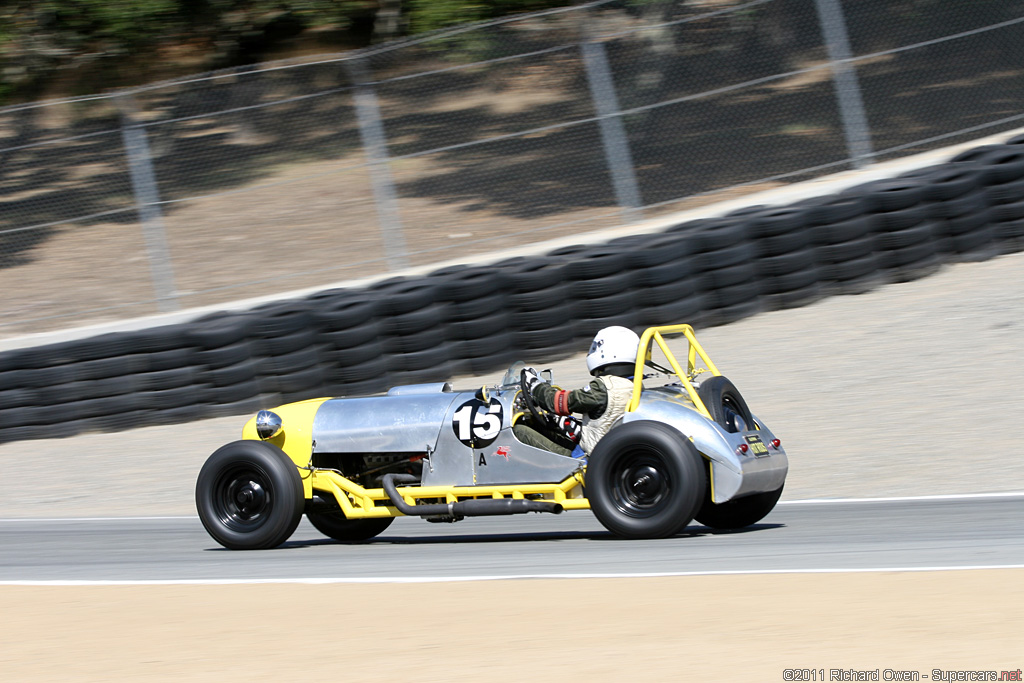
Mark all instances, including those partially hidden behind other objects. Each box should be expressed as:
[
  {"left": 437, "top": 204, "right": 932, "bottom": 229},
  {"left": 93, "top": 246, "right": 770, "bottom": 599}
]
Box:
[{"left": 2, "top": 0, "right": 1023, "bottom": 337}]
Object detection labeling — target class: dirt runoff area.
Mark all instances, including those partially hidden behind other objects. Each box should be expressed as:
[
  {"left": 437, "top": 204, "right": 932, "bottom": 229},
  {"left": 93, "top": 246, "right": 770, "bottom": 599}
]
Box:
[
  {"left": 2, "top": 571, "right": 1022, "bottom": 681},
  {"left": 2, "top": 251, "right": 1024, "bottom": 680}
]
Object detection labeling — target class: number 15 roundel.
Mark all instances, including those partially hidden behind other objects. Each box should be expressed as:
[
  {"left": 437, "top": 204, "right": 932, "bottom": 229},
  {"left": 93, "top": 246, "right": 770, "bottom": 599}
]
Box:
[{"left": 452, "top": 397, "right": 504, "bottom": 448}]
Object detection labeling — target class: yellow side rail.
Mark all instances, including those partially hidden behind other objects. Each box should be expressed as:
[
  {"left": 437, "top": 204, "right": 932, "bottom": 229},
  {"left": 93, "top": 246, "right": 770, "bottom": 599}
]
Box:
[
  {"left": 311, "top": 469, "right": 590, "bottom": 518},
  {"left": 627, "top": 324, "right": 721, "bottom": 417}
]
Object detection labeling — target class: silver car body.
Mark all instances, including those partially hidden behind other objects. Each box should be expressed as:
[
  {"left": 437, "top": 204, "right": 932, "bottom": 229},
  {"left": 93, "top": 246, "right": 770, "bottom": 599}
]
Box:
[{"left": 309, "top": 375, "right": 788, "bottom": 504}]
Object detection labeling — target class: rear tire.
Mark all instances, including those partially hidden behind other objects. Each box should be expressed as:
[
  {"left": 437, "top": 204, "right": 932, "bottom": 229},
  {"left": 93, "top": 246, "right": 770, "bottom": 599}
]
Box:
[
  {"left": 587, "top": 421, "right": 706, "bottom": 539},
  {"left": 196, "top": 440, "right": 305, "bottom": 550},
  {"left": 695, "top": 484, "right": 784, "bottom": 530},
  {"left": 307, "top": 511, "right": 394, "bottom": 541}
]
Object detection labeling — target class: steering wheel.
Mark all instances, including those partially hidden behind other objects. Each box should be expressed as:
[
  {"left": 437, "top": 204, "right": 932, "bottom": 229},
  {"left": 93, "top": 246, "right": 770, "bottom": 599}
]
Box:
[{"left": 520, "top": 369, "right": 571, "bottom": 445}]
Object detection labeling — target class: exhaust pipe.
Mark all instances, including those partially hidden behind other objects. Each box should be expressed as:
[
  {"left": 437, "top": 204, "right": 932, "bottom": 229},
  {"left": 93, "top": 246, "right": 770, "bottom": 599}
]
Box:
[{"left": 381, "top": 473, "right": 563, "bottom": 521}]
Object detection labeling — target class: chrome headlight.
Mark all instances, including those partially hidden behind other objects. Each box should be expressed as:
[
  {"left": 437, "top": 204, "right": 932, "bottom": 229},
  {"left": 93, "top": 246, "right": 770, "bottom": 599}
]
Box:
[{"left": 255, "top": 410, "right": 283, "bottom": 440}]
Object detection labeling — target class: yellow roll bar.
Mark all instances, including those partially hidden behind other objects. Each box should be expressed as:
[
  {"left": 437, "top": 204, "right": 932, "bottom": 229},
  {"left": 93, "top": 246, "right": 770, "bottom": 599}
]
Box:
[{"left": 627, "top": 324, "right": 721, "bottom": 417}]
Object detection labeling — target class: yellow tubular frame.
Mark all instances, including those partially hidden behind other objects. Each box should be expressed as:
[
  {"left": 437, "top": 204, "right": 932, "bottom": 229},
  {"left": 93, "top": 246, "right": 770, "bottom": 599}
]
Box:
[
  {"left": 310, "top": 469, "right": 590, "bottom": 518},
  {"left": 627, "top": 324, "right": 721, "bottom": 416}
]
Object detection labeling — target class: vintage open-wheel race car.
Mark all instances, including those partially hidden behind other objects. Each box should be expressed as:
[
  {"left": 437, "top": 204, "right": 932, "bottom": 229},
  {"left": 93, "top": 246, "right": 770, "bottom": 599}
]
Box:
[{"left": 196, "top": 324, "right": 789, "bottom": 549}]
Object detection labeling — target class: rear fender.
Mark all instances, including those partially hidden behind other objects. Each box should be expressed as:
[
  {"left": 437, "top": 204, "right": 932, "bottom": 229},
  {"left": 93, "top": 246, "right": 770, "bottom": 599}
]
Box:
[{"left": 623, "top": 395, "right": 787, "bottom": 503}]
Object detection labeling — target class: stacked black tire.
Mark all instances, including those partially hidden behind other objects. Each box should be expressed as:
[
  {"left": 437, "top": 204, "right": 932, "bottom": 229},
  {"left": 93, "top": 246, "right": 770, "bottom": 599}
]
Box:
[
  {"left": 188, "top": 314, "right": 265, "bottom": 415},
  {"left": 948, "top": 144, "right": 1024, "bottom": 253},
  {"left": 844, "top": 177, "right": 944, "bottom": 282},
  {"left": 0, "top": 326, "right": 210, "bottom": 443},
  {"left": 617, "top": 232, "right": 701, "bottom": 328},
  {"left": 800, "top": 194, "right": 877, "bottom": 294},
  {"left": 371, "top": 277, "right": 452, "bottom": 388},
  {"left": 501, "top": 256, "right": 575, "bottom": 364},
  {"left": 1, "top": 139, "right": 1023, "bottom": 445},
  {"left": 248, "top": 304, "right": 327, "bottom": 401},
  {"left": 310, "top": 290, "right": 388, "bottom": 397},
  {"left": 682, "top": 216, "right": 761, "bottom": 325},
  {"left": 432, "top": 266, "right": 512, "bottom": 376},
  {"left": 557, "top": 245, "right": 637, "bottom": 342},
  {"left": 745, "top": 206, "right": 823, "bottom": 311}
]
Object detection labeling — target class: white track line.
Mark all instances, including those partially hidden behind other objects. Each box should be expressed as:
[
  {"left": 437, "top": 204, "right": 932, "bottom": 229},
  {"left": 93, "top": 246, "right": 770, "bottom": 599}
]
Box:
[
  {"left": 0, "top": 515, "right": 195, "bottom": 523},
  {"left": 779, "top": 491, "right": 1024, "bottom": 505},
  {"left": 3, "top": 565, "right": 1024, "bottom": 586},
  {"left": 1, "top": 491, "right": 1022, "bottom": 523}
]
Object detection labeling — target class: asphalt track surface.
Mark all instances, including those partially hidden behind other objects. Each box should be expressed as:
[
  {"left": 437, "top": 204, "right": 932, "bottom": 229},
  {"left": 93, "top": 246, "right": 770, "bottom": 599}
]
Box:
[{"left": 2, "top": 494, "right": 1021, "bottom": 583}]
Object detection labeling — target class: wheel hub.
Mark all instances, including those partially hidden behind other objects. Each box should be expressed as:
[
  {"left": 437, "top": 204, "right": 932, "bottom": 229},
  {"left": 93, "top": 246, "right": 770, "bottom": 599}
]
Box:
[
  {"left": 611, "top": 453, "right": 672, "bottom": 517},
  {"left": 630, "top": 465, "right": 663, "bottom": 500},
  {"left": 215, "top": 467, "right": 273, "bottom": 530},
  {"left": 235, "top": 481, "right": 266, "bottom": 510}
]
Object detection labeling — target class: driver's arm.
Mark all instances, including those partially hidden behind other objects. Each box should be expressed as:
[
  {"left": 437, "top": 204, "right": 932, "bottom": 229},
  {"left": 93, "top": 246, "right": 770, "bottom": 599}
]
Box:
[{"left": 531, "top": 379, "right": 608, "bottom": 419}]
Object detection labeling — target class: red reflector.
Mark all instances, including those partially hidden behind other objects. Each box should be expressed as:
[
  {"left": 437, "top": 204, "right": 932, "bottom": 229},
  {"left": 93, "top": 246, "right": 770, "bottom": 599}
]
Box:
[
  {"left": 771, "top": 439, "right": 781, "bottom": 449},
  {"left": 737, "top": 443, "right": 749, "bottom": 454}
]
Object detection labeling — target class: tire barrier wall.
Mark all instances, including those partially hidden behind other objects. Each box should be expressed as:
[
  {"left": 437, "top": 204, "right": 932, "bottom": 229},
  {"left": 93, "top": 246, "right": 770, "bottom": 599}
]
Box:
[{"left": 2, "top": 140, "right": 1023, "bottom": 445}]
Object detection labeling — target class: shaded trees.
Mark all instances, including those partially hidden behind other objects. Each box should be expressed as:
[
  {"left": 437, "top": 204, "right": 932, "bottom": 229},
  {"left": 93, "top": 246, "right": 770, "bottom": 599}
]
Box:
[{"left": 0, "top": 0, "right": 573, "bottom": 103}]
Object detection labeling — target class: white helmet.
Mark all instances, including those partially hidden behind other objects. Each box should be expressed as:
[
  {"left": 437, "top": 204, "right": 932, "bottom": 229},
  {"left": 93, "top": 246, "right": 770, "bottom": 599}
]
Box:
[{"left": 586, "top": 326, "right": 640, "bottom": 375}]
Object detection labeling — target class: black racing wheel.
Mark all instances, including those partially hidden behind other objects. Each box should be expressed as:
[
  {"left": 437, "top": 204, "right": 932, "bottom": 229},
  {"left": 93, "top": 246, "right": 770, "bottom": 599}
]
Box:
[
  {"left": 695, "top": 484, "right": 784, "bottom": 530},
  {"left": 307, "top": 511, "right": 394, "bottom": 541},
  {"left": 586, "top": 421, "right": 706, "bottom": 539},
  {"left": 196, "top": 440, "right": 305, "bottom": 550}
]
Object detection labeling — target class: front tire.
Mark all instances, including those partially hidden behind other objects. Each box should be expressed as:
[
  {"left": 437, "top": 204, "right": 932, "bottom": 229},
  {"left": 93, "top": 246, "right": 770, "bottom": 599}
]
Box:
[
  {"left": 196, "top": 440, "right": 305, "bottom": 550},
  {"left": 587, "top": 421, "right": 706, "bottom": 539},
  {"left": 307, "top": 511, "right": 394, "bottom": 541},
  {"left": 695, "top": 484, "right": 784, "bottom": 530}
]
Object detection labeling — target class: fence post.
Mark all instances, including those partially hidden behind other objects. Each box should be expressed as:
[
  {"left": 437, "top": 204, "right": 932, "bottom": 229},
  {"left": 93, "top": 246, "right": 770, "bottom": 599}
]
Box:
[
  {"left": 345, "top": 57, "right": 410, "bottom": 271},
  {"left": 814, "top": 0, "right": 874, "bottom": 168},
  {"left": 117, "top": 93, "right": 179, "bottom": 312},
  {"left": 579, "top": 21, "right": 643, "bottom": 223}
]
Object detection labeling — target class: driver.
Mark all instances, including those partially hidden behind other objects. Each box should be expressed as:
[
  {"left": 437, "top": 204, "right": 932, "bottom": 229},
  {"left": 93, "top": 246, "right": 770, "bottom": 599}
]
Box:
[{"left": 513, "top": 326, "right": 640, "bottom": 458}]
